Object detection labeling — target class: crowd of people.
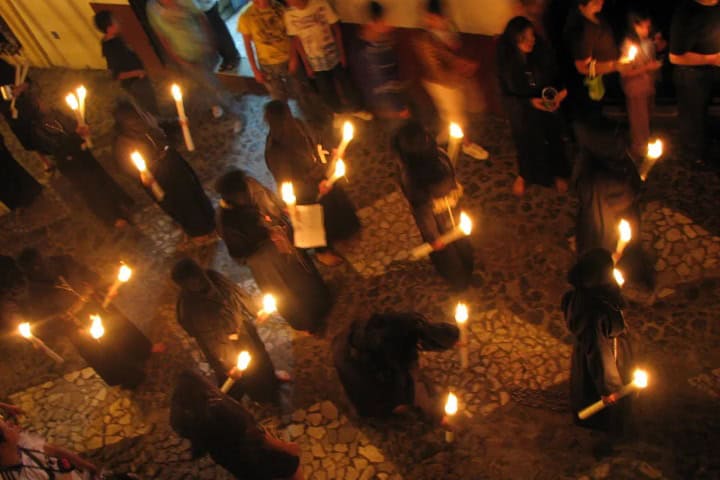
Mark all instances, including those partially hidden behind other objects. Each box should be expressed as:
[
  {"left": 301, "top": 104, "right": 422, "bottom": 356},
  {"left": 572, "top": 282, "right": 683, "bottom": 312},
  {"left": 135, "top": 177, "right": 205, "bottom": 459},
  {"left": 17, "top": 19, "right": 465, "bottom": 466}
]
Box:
[{"left": 1, "top": 0, "right": 719, "bottom": 478}]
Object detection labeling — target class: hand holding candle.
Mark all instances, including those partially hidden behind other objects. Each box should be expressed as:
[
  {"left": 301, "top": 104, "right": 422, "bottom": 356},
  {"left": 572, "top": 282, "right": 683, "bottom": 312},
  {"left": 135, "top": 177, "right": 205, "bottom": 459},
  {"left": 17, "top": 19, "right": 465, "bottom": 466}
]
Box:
[
  {"left": 411, "top": 212, "right": 473, "bottom": 259},
  {"left": 18, "top": 322, "right": 64, "bottom": 364},
  {"left": 221, "top": 351, "right": 252, "bottom": 393},
  {"left": 130, "top": 151, "right": 165, "bottom": 201},
  {"left": 639, "top": 139, "right": 663, "bottom": 181},
  {"left": 443, "top": 392, "right": 458, "bottom": 443},
  {"left": 171, "top": 84, "right": 195, "bottom": 151},
  {"left": 447, "top": 123, "right": 464, "bottom": 165},
  {"left": 89, "top": 314, "right": 105, "bottom": 340},
  {"left": 578, "top": 369, "right": 648, "bottom": 420},
  {"left": 455, "top": 303, "right": 469, "bottom": 369},
  {"left": 66, "top": 92, "right": 92, "bottom": 148},
  {"left": 102, "top": 263, "right": 132, "bottom": 308}
]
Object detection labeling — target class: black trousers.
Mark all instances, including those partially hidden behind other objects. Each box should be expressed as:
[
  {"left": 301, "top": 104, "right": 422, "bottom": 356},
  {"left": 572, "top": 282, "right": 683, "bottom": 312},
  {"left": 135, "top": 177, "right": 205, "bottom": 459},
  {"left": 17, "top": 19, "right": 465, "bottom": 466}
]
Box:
[
  {"left": 313, "top": 65, "right": 360, "bottom": 113},
  {"left": 674, "top": 65, "right": 720, "bottom": 160},
  {"left": 204, "top": 3, "right": 240, "bottom": 64},
  {"left": 122, "top": 76, "right": 159, "bottom": 116}
]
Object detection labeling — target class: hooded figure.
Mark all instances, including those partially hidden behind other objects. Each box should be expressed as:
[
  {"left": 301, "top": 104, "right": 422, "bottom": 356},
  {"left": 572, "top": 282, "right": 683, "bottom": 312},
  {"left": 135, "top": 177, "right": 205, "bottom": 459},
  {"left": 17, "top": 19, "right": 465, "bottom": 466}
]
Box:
[
  {"left": 392, "top": 121, "right": 474, "bottom": 290},
  {"left": 170, "top": 370, "right": 301, "bottom": 480},
  {"left": 333, "top": 311, "right": 458, "bottom": 419},
  {"left": 561, "top": 248, "right": 633, "bottom": 432},
  {"left": 215, "top": 169, "right": 331, "bottom": 333},
  {"left": 113, "top": 100, "right": 215, "bottom": 240}
]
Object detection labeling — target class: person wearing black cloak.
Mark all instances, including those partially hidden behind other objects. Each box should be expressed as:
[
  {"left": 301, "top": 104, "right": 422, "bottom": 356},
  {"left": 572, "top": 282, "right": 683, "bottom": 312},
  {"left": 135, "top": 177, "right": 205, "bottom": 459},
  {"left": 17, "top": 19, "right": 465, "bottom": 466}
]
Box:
[
  {"left": 170, "top": 370, "right": 303, "bottom": 480},
  {"left": 172, "top": 258, "right": 285, "bottom": 403},
  {"left": 332, "top": 311, "right": 458, "bottom": 420},
  {"left": 264, "top": 100, "right": 360, "bottom": 266},
  {"left": 15, "top": 248, "right": 153, "bottom": 389},
  {"left": 561, "top": 248, "right": 633, "bottom": 432},
  {"left": 33, "top": 107, "right": 133, "bottom": 228},
  {"left": 392, "top": 121, "right": 474, "bottom": 290},
  {"left": 0, "top": 133, "right": 41, "bottom": 210},
  {"left": 215, "top": 169, "right": 331, "bottom": 334},
  {"left": 113, "top": 101, "right": 216, "bottom": 243},
  {"left": 497, "top": 16, "right": 570, "bottom": 196}
]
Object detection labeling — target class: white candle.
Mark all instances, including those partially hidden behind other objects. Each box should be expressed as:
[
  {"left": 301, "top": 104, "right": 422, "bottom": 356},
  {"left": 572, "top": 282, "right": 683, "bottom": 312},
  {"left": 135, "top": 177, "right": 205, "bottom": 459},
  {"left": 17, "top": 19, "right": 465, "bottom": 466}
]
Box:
[
  {"left": 639, "top": 139, "right": 663, "bottom": 181},
  {"left": 89, "top": 314, "right": 105, "bottom": 340},
  {"left": 613, "top": 268, "right": 625, "bottom": 288},
  {"left": 447, "top": 123, "right": 464, "bottom": 165},
  {"left": 130, "top": 151, "right": 165, "bottom": 202},
  {"left": 102, "top": 263, "right": 133, "bottom": 308},
  {"left": 171, "top": 84, "right": 195, "bottom": 151},
  {"left": 257, "top": 293, "right": 277, "bottom": 321},
  {"left": 614, "top": 219, "right": 632, "bottom": 261},
  {"left": 443, "top": 392, "right": 458, "bottom": 443},
  {"left": 455, "top": 303, "right": 469, "bottom": 369},
  {"left": 65, "top": 93, "right": 92, "bottom": 148},
  {"left": 281, "top": 182, "right": 296, "bottom": 218},
  {"left": 18, "top": 322, "right": 64, "bottom": 364},
  {"left": 411, "top": 212, "right": 473, "bottom": 259},
  {"left": 336, "top": 121, "right": 354, "bottom": 160},
  {"left": 578, "top": 369, "right": 648, "bottom": 420},
  {"left": 221, "top": 351, "right": 252, "bottom": 393}
]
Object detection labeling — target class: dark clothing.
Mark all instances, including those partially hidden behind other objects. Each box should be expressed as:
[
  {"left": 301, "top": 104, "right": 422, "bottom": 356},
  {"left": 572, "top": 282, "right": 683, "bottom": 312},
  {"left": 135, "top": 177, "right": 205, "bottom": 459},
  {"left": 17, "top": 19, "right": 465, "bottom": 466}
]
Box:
[
  {"left": 114, "top": 118, "right": 215, "bottom": 237},
  {"left": 312, "top": 65, "right": 360, "bottom": 113},
  {"left": 0, "top": 135, "right": 41, "bottom": 210},
  {"left": 218, "top": 177, "right": 331, "bottom": 333},
  {"left": 397, "top": 151, "right": 473, "bottom": 290},
  {"left": 176, "top": 269, "right": 279, "bottom": 403},
  {"left": 333, "top": 312, "right": 458, "bottom": 418},
  {"left": 265, "top": 121, "right": 360, "bottom": 244},
  {"left": 562, "top": 284, "right": 632, "bottom": 431},
  {"left": 0, "top": 59, "right": 44, "bottom": 152},
  {"left": 669, "top": 1, "right": 720, "bottom": 56},
  {"left": 35, "top": 110, "right": 133, "bottom": 226},
  {"left": 357, "top": 36, "right": 407, "bottom": 116},
  {"left": 101, "top": 36, "right": 160, "bottom": 115},
  {"left": 204, "top": 2, "right": 241, "bottom": 64},
  {"left": 497, "top": 39, "right": 570, "bottom": 186}
]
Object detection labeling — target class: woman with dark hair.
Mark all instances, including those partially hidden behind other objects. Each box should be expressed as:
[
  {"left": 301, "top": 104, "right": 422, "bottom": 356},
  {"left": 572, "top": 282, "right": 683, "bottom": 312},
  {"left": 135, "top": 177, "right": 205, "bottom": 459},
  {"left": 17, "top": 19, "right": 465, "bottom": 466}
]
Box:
[
  {"left": 113, "top": 100, "right": 216, "bottom": 244},
  {"left": 392, "top": 121, "right": 473, "bottom": 290},
  {"left": 561, "top": 248, "right": 633, "bottom": 432},
  {"left": 171, "top": 370, "right": 303, "bottom": 479},
  {"left": 264, "top": 100, "right": 360, "bottom": 266},
  {"left": 332, "top": 311, "right": 458, "bottom": 419},
  {"left": 215, "top": 169, "right": 331, "bottom": 333},
  {"left": 497, "top": 16, "right": 570, "bottom": 196}
]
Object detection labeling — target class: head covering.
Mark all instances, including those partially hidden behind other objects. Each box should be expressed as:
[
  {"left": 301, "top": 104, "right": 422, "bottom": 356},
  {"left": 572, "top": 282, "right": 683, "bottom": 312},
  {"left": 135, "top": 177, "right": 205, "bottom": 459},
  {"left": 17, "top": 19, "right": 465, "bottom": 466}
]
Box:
[{"left": 215, "top": 169, "right": 251, "bottom": 207}]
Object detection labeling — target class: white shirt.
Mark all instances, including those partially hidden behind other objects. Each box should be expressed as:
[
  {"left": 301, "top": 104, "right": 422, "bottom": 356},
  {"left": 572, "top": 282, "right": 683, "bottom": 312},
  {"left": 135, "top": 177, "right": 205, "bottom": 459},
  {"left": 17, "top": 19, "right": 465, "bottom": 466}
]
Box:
[
  {"left": 284, "top": 0, "right": 340, "bottom": 72},
  {"left": 0, "top": 434, "right": 84, "bottom": 480}
]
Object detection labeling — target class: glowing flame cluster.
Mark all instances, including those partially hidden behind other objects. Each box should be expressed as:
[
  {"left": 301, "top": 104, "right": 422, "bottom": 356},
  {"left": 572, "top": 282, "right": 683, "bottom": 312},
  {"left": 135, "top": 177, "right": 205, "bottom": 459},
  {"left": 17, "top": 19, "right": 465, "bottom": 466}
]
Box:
[
  {"left": 236, "top": 351, "right": 251, "bottom": 371},
  {"left": 18, "top": 322, "right": 32, "bottom": 339},
  {"left": 171, "top": 84, "right": 183, "bottom": 101},
  {"left": 333, "top": 159, "right": 347, "bottom": 179},
  {"left": 342, "top": 121, "right": 354, "bottom": 143},
  {"left": 281, "top": 182, "right": 296, "bottom": 206},
  {"left": 632, "top": 369, "right": 648, "bottom": 388},
  {"left": 459, "top": 212, "right": 473, "bottom": 235},
  {"left": 618, "top": 219, "right": 632, "bottom": 243},
  {"left": 627, "top": 44, "right": 638, "bottom": 62},
  {"left": 454, "top": 303, "right": 468, "bottom": 325},
  {"left": 449, "top": 122, "right": 464, "bottom": 139},
  {"left": 65, "top": 93, "right": 79, "bottom": 111},
  {"left": 262, "top": 294, "right": 277, "bottom": 315},
  {"left": 647, "top": 139, "right": 663, "bottom": 160},
  {"left": 444, "top": 392, "right": 458, "bottom": 416},
  {"left": 613, "top": 268, "right": 625, "bottom": 287},
  {"left": 117, "top": 264, "right": 132, "bottom": 282},
  {"left": 130, "top": 151, "right": 147, "bottom": 173},
  {"left": 89, "top": 314, "right": 105, "bottom": 340}
]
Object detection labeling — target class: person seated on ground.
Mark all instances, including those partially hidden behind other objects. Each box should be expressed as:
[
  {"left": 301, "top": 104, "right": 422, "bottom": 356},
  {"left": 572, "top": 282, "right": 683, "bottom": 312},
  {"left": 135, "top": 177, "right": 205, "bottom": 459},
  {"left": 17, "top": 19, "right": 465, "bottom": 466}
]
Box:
[
  {"left": 392, "top": 120, "right": 474, "bottom": 290},
  {"left": 562, "top": 248, "right": 633, "bottom": 433},
  {"left": 264, "top": 100, "right": 360, "bottom": 266},
  {"left": 215, "top": 169, "right": 331, "bottom": 334},
  {"left": 113, "top": 100, "right": 216, "bottom": 247},
  {"left": 333, "top": 311, "right": 458, "bottom": 420},
  {"left": 15, "top": 248, "right": 156, "bottom": 389},
  {"left": 172, "top": 258, "right": 289, "bottom": 403},
  {"left": 171, "top": 369, "right": 303, "bottom": 480}
]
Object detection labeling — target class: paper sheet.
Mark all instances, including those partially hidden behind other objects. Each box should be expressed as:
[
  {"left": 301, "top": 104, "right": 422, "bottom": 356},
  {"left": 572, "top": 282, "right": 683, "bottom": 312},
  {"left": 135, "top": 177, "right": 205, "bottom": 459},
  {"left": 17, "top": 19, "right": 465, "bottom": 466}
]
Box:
[{"left": 291, "top": 204, "right": 327, "bottom": 248}]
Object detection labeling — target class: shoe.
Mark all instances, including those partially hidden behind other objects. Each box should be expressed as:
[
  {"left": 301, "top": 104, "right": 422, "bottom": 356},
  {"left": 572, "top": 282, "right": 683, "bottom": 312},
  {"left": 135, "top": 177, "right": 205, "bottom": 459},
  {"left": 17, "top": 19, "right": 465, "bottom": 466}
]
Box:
[
  {"left": 211, "top": 105, "right": 224, "bottom": 119},
  {"left": 351, "top": 110, "right": 373, "bottom": 121},
  {"left": 462, "top": 142, "right": 489, "bottom": 160},
  {"left": 512, "top": 176, "right": 525, "bottom": 197}
]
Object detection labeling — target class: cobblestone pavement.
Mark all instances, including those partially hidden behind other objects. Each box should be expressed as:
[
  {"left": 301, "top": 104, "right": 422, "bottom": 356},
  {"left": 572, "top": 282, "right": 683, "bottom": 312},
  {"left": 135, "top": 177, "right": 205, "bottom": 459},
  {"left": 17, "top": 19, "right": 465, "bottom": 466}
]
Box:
[{"left": 1, "top": 68, "right": 719, "bottom": 480}]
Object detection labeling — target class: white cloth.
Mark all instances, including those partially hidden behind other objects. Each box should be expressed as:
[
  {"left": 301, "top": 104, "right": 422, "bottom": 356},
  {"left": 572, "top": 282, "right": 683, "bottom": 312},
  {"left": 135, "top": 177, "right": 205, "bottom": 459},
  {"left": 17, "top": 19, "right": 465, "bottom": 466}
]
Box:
[
  {"left": 0, "top": 433, "right": 83, "bottom": 480},
  {"left": 284, "top": 0, "right": 340, "bottom": 72}
]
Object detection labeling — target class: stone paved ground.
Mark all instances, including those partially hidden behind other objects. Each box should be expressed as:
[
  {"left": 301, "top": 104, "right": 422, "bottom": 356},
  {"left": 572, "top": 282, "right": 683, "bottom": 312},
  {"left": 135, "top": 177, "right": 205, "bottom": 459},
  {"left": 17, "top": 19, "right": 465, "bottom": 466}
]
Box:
[{"left": 1, "top": 68, "right": 719, "bottom": 480}]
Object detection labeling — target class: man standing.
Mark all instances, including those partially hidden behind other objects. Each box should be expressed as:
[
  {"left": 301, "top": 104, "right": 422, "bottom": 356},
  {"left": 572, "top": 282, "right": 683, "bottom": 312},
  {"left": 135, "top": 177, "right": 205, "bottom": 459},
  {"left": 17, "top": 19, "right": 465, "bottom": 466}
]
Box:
[{"left": 194, "top": 0, "right": 241, "bottom": 71}]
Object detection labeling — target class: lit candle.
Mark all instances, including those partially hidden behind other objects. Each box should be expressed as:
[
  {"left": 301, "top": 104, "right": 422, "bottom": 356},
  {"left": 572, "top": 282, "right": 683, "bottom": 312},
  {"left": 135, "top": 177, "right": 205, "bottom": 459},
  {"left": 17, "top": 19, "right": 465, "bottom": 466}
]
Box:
[
  {"left": 18, "top": 322, "right": 64, "bottom": 364},
  {"left": 76, "top": 85, "right": 87, "bottom": 120},
  {"left": 443, "top": 392, "right": 458, "bottom": 443},
  {"left": 327, "top": 159, "right": 346, "bottom": 188},
  {"left": 613, "top": 268, "right": 625, "bottom": 288},
  {"left": 130, "top": 151, "right": 165, "bottom": 202},
  {"left": 281, "top": 182, "right": 296, "bottom": 217},
  {"left": 89, "top": 314, "right": 105, "bottom": 340},
  {"left": 221, "top": 351, "right": 252, "bottom": 393},
  {"left": 455, "top": 303, "right": 469, "bottom": 369},
  {"left": 620, "top": 44, "right": 639, "bottom": 64},
  {"left": 411, "top": 212, "right": 473, "bottom": 259},
  {"left": 447, "top": 123, "right": 464, "bottom": 165},
  {"left": 578, "top": 369, "right": 648, "bottom": 420},
  {"left": 102, "top": 263, "right": 133, "bottom": 308},
  {"left": 65, "top": 92, "right": 92, "bottom": 148},
  {"left": 639, "top": 139, "right": 663, "bottom": 181},
  {"left": 257, "top": 293, "right": 277, "bottom": 321},
  {"left": 614, "top": 219, "right": 632, "bottom": 261},
  {"left": 336, "top": 121, "right": 354, "bottom": 160},
  {"left": 171, "top": 84, "right": 195, "bottom": 151}
]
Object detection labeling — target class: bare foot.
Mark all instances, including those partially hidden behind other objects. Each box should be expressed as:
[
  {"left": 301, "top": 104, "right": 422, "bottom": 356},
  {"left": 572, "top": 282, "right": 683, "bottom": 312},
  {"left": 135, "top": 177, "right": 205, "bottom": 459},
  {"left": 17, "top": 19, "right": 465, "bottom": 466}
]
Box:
[{"left": 512, "top": 176, "right": 525, "bottom": 197}]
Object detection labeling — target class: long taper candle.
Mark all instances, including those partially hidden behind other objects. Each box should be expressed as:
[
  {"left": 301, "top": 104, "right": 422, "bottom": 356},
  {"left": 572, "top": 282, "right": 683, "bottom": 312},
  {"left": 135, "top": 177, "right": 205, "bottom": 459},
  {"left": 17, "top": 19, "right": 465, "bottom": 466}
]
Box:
[
  {"left": 103, "top": 263, "right": 133, "bottom": 308},
  {"left": 171, "top": 84, "right": 195, "bottom": 151},
  {"left": 221, "top": 351, "right": 252, "bottom": 393},
  {"left": 411, "top": 212, "right": 473, "bottom": 259},
  {"left": 443, "top": 392, "right": 458, "bottom": 443},
  {"left": 130, "top": 151, "right": 165, "bottom": 202},
  {"left": 18, "top": 322, "right": 64, "bottom": 364},
  {"left": 447, "top": 123, "right": 464, "bottom": 165},
  {"left": 455, "top": 303, "right": 469, "bottom": 369},
  {"left": 578, "top": 369, "right": 648, "bottom": 420}
]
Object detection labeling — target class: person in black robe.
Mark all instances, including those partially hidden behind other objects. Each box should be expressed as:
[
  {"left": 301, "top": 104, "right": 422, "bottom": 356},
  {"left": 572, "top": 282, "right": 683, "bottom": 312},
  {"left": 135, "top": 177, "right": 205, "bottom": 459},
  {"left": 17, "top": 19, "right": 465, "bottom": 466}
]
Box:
[
  {"left": 264, "top": 100, "right": 360, "bottom": 266},
  {"left": 561, "top": 248, "right": 633, "bottom": 432},
  {"left": 497, "top": 16, "right": 570, "bottom": 196},
  {"left": 15, "top": 248, "right": 153, "bottom": 389},
  {"left": 170, "top": 370, "right": 302, "bottom": 480},
  {"left": 172, "top": 258, "right": 284, "bottom": 404},
  {"left": 333, "top": 311, "right": 458, "bottom": 420},
  {"left": 113, "top": 101, "right": 215, "bottom": 243},
  {"left": 0, "top": 134, "right": 41, "bottom": 210},
  {"left": 33, "top": 107, "right": 133, "bottom": 228},
  {"left": 392, "top": 121, "right": 474, "bottom": 290},
  {"left": 215, "top": 169, "right": 331, "bottom": 334}
]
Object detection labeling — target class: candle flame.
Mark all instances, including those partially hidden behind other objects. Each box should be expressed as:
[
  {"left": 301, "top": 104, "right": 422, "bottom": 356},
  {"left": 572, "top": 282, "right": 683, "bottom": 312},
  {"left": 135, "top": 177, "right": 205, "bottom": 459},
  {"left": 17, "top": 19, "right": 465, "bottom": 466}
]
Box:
[
  {"left": 281, "top": 182, "right": 296, "bottom": 205},
  {"left": 262, "top": 294, "right": 277, "bottom": 315},
  {"left": 65, "top": 93, "right": 79, "bottom": 111},
  {"left": 632, "top": 369, "right": 648, "bottom": 388},
  {"left": 455, "top": 303, "right": 468, "bottom": 324},
  {"left": 459, "top": 212, "right": 472, "bottom": 235},
  {"left": 76, "top": 85, "right": 86, "bottom": 103},
  {"left": 130, "top": 151, "right": 147, "bottom": 172},
  {"left": 618, "top": 219, "right": 632, "bottom": 243},
  {"left": 236, "top": 351, "right": 251, "bottom": 371},
  {"left": 18, "top": 322, "right": 32, "bottom": 339},
  {"left": 627, "top": 44, "right": 638, "bottom": 62},
  {"left": 647, "top": 139, "right": 663, "bottom": 160},
  {"left": 171, "top": 84, "right": 182, "bottom": 101},
  {"left": 449, "top": 122, "right": 464, "bottom": 139},
  {"left": 117, "top": 264, "right": 132, "bottom": 283},
  {"left": 89, "top": 314, "right": 105, "bottom": 339},
  {"left": 613, "top": 268, "right": 625, "bottom": 287},
  {"left": 334, "top": 159, "right": 346, "bottom": 179},
  {"left": 444, "top": 392, "right": 458, "bottom": 416},
  {"left": 342, "top": 121, "right": 354, "bottom": 142}
]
